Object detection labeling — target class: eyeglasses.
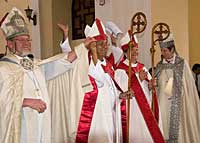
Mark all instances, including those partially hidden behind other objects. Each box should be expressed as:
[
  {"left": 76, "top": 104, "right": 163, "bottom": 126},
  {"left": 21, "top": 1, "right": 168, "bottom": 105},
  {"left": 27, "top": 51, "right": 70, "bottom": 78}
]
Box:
[{"left": 13, "top": 38, "right": 32, "bottom": 43}]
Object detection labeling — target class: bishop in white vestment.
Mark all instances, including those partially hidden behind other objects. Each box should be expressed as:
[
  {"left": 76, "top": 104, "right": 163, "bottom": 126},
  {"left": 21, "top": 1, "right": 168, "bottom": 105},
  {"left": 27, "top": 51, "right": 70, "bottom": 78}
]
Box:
[
  {"left": 0, "top": 7, "right": 86, "bottom": 143},
  {"left": 115, "top": 33, "right": 164, "bottom": 143},
  {"left": 156, "top": 33, "right": 200, "bottom": 142}
]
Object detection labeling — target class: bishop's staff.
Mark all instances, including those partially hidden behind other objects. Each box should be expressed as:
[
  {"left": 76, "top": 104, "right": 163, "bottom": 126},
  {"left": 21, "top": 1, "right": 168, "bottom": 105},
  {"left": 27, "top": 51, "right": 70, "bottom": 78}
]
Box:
[
  {"left": 126, "top": 12, "right": 147, "bottom": 143},
  {"left": 150, "top": 23, "right": 170, "bottom": 122}
]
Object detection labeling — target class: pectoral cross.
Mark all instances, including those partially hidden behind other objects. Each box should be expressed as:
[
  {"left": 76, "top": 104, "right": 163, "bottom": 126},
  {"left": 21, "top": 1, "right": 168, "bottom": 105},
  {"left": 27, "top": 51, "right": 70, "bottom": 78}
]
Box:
[{"left": 20, "top": 57, "right": 34, "bottom": 70}]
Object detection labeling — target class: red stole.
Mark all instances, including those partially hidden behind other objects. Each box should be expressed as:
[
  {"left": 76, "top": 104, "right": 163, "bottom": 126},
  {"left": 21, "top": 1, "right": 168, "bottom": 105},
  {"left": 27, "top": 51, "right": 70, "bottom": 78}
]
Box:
[
  {"left": 116, "top": 62, "right": 165, "bottom": 143},
  {"left": 75, "top": 76, "right": 98, "bottom": 143}
]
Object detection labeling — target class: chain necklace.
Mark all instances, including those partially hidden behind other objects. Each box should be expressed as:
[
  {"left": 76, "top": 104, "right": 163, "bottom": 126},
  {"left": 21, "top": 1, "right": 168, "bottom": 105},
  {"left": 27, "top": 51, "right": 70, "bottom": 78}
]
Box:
[{"left": 25, "top": 66, "right": 43, "bottom": 98}]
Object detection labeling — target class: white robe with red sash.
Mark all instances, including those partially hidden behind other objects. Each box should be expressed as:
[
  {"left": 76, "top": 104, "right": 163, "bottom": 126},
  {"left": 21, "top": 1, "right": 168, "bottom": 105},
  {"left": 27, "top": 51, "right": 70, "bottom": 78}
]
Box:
[
  {"left": 115, "top": 59, "right": 164, "bottom": 143},
  {"left": 87, "top": 59, "right": 122, "bottom": 143}
]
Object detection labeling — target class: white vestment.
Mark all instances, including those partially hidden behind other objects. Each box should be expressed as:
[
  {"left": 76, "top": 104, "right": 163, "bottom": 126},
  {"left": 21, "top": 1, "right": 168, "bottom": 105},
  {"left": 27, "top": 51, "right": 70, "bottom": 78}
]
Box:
[
  {"left": 0, "top": 56, "right": 24, "bottom": 143},
  {"left": 0, "top": 45, "right": 78, "bottom": 143},
  {"left": 0, "top": 54, "right": 52, "bottom": 143},
  {"left": 115, "top": 59, "right": 163, "bottom": 143},
  {"left": 43, "top": 40, "right": 92, "bottom": 143},
  {"left": 88, "top": 59, "right": 122, "bottom": 143},
  {"left": 156, "top": 55, "right": 200, "bottom": 142}
]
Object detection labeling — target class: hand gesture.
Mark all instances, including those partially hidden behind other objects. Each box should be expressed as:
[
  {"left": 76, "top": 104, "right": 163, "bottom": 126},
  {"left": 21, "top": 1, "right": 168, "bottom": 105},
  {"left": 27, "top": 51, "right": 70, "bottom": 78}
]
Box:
[
  {"left": 139, "top": 69, "right": 148, "bottom": 81},
  {"left": 84, "top": 37, "right": 96, "bottom": 49},
  {"left": 57, "top": 23, "right": 69, "bottom": 40},
  {"left": 67, "top": 51, "right": 77, "bottom": 63},
  {"left": 119, "top": 90, "right": 134, "bottom": 99},
  {"left": 83, "top": 37, "right": 98, "bottom": 64},
  {"left": 148, "top": 78, "right": 157, "bottom": 90}
]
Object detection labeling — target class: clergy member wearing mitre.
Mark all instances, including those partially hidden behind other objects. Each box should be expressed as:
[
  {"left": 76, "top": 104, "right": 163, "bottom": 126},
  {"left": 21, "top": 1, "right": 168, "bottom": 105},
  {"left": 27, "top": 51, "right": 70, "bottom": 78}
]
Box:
[
  {"left": 114, "top": 33, "right": 164, "bottom": 143},
  {"left": 77, "top": 18, "right": 123, "bottom": 143},
  {"left": 0, "top": 7, "right": 90, "bottom": 143},
  {"left": 0, "top": 7, "right": 51, "bottom": 143},
  {"left": 155, "top": 33, "right": 200, "bottom": 142},
  {"left": 57, "top": 20, "right": 123, "bottom": 143}
]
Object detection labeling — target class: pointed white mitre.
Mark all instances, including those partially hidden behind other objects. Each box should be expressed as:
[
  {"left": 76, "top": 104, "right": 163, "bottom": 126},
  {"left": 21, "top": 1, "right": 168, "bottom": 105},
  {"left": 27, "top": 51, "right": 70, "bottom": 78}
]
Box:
[
  {"left": 120, "top": 32, "right": 130, "bottom": 47},
  {"left": 84, "top": 18, "right": 107, "bottom": 41},
  {"left": 120, "top": 32, "right": 138, "bottom": 51},
  {"left": 105, "top": 21, "right": 123, "bottom": 37}
]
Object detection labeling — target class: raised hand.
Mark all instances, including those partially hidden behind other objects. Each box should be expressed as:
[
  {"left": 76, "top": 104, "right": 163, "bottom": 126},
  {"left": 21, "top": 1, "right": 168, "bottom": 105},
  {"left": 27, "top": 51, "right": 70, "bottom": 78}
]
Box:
[
  {"left": 83, "top": 37, "right": 96, "bottom": 49},
  {"left": 83, "top": 37, "right": 98, "bottom": 64},
  {"left": 57, "top": 23, "right": 69, "bottom": 41}
]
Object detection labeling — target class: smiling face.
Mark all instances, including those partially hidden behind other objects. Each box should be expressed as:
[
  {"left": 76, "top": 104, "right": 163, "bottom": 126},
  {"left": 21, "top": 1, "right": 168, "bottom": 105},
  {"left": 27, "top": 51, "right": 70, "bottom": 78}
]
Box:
[
  {"left": 7, "top": 35, "right": 32, "bottom": 56},
  {"left": 161, "top": 47, "right": 174, "bottom": 60},
  {"left": 126, "top": 43, "right": 138, "bottom": 63}
]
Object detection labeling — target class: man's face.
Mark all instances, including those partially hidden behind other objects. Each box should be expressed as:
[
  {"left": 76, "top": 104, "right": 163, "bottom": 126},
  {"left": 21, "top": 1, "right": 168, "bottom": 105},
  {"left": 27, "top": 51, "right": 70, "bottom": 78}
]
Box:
[
  {"left": 96, "top": 40, "right": 108, "bottom": 59},
  {"left": 127, "top": 45, "right": 138, "bottom": 62},
  {"left": 7, "top": 35, "right": 31, "bottom": 56},
  {"left": 161, "top": 47, "right": 173, "bottom": 60}
]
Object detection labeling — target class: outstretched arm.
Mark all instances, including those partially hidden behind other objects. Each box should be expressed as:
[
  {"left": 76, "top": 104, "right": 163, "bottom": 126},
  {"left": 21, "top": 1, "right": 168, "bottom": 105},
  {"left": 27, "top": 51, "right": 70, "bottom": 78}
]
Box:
[
  {"left": 67, "top": 37, "right": 96, "bottom": 63},
  {"left": 58, "top": 23, "right": 71, "bottom": 53}
]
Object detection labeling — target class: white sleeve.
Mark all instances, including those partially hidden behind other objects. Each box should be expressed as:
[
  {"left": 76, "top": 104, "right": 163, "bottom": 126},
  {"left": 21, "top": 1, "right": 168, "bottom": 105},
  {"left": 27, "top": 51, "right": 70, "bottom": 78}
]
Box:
[
  {"left": 60, "top": 38, "right": 72, "bottom": 53},
  {"left": 38, "top": 54, "right": 73, "bottom": 81},
  {"left": 143, "top": 67, "right": 152, "bottom": 80},
  {"left": 88, "top": 60, "right": 105, "bottom": 88}
]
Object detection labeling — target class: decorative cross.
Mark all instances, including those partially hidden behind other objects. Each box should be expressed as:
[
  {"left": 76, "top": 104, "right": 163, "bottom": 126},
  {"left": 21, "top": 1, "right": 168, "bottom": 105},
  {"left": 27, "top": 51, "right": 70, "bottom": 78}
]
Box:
[
  {"left": 130, "top": 12, "right": 147, "bottom": 36},
  {"left": 154, "top": 24, "right": 169, "bottom": 41},
  {"left": 133, "top": 14, "right": 145, "bottom": 32}
]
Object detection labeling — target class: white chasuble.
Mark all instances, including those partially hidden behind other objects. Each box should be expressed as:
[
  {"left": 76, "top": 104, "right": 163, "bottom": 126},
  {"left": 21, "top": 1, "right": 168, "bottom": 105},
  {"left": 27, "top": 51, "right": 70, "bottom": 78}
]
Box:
[
  {"left": 157, "top": 57, "right": 200, "bottom": 142},
  {"left": 42, "top": 43, "right": 92, "bottom": 143},
  {"left": 0, "top": 55, "right": 51, "bottom": 143}
]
